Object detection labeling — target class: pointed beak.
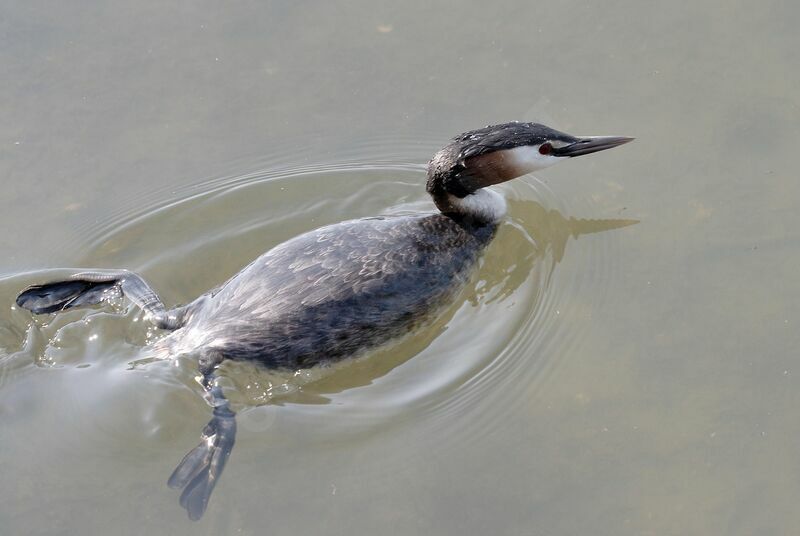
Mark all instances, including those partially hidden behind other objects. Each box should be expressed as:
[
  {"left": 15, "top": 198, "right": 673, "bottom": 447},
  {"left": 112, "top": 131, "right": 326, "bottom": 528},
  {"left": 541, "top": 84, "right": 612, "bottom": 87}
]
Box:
[{"left": 553, "top": 136, "right": 634, "bottom": 157}]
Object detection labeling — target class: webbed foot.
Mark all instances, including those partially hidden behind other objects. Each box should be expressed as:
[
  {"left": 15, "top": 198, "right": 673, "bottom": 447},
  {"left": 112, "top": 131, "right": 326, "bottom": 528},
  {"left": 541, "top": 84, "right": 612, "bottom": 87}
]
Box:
[
  {"left": 168, "top": 401, "right": 236, "bottom": 520},
  {"left": 16, "top": 280, "right": 117, "bottom": 314}
]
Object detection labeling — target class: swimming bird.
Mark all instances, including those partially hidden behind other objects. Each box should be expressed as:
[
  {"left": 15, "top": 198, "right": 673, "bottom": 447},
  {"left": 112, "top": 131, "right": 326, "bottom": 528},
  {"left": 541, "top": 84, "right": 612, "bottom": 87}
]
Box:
[{"left": 15, "top": 122, "right": 632, "bottom": 519}]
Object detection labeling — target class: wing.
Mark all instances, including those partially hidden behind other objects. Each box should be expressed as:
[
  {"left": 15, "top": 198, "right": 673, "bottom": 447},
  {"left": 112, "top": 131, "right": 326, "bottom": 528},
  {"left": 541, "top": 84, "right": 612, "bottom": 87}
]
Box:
[{"left": 188, "top": 214, "right": 494, "bottom": 368}]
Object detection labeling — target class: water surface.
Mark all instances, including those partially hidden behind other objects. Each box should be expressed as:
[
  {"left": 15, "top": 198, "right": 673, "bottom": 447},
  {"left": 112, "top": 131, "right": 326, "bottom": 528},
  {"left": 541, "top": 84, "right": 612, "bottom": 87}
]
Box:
[{"left": 1, "top": 1, "right": 799, "bottom": 534}]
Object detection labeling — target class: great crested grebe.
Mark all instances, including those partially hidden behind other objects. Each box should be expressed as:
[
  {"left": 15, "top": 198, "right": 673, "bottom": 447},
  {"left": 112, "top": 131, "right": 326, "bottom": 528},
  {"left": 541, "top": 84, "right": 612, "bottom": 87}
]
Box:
[{"left": 16, "top": 122, "right": 632, "bottom": 519}]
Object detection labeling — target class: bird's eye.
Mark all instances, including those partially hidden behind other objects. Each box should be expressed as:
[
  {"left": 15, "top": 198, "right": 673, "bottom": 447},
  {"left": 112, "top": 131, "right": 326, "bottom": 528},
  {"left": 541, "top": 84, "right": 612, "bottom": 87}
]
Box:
[{"left": 539, "top": 142, "right": 553, "bottom": 155}]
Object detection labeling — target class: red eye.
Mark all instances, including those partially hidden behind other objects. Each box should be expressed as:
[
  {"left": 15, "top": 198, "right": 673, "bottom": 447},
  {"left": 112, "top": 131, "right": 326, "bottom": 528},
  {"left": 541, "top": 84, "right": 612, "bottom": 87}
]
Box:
[{"left": 539, "top": 143, "right": 553, "bottom": 155}]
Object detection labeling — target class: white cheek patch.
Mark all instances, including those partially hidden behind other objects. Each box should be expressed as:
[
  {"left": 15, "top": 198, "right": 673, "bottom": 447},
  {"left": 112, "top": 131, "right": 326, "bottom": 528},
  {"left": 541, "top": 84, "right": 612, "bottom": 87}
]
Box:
[{"left": 505, "top": 145, "right": 562, "bottom": 173}]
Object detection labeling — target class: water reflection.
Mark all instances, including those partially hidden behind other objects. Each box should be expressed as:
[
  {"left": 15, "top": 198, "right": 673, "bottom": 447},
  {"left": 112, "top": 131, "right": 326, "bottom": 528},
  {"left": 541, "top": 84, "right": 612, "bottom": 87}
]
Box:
[{"left": 0, "top": 173, "right": 636, "bottom": 521}]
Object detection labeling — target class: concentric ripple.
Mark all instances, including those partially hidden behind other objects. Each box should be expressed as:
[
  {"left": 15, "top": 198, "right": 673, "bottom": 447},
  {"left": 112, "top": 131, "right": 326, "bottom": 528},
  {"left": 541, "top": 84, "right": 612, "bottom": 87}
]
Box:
[{"left": 0, "top": 152, "right": 636, "bottom": 452}]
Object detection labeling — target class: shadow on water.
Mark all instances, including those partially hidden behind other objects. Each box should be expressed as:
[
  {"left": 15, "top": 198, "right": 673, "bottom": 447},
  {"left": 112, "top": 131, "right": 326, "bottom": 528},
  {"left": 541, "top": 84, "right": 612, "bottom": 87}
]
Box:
[{"left": 0, "top": 170, "right": 636, "bottom": 520}]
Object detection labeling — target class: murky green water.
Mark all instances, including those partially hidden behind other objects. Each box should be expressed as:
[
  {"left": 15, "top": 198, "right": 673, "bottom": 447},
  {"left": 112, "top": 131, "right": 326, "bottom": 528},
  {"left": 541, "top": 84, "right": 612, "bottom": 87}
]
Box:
[{"left": 1, "top": 1, "right": 799, "bottom": 534}]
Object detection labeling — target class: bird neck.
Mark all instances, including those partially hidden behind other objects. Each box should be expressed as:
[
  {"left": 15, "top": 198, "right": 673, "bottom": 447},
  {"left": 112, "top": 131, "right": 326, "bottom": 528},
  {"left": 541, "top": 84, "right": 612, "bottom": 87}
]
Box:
[{"left": 430, "top": 187, "right": 508, "bottom": 224}]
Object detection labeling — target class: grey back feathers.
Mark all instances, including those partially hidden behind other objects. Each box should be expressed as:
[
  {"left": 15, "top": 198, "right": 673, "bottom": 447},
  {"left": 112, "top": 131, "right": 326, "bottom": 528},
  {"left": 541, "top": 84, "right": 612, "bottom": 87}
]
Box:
[{"left": 160, "top": 214, "right": 496, "bottom": 369}]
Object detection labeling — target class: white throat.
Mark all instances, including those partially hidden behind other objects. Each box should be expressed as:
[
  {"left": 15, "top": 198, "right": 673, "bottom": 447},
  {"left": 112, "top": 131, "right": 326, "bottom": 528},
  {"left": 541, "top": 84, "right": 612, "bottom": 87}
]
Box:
[{"left": 446, "top": 187, "right": 507, "bottom": 223}]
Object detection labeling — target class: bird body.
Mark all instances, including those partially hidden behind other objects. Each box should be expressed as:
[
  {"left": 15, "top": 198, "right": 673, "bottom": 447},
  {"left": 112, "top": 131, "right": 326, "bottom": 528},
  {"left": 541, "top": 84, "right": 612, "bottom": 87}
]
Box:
[
  {"left": 158, "top": 213, "right": 495, "bottom": 370},
  {"left": 14, "top": 121, "right": 632, "bottom": 519}
]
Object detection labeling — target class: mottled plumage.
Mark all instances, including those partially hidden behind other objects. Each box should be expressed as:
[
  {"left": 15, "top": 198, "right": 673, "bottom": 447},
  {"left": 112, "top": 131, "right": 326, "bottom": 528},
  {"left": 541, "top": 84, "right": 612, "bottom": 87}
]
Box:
[{"left": 161, "top": 214, "right": 495, "bottom": 369}]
